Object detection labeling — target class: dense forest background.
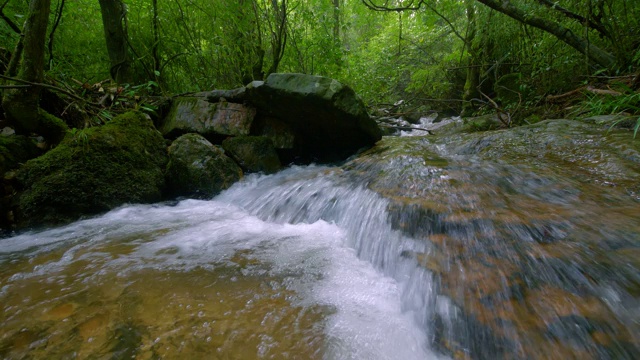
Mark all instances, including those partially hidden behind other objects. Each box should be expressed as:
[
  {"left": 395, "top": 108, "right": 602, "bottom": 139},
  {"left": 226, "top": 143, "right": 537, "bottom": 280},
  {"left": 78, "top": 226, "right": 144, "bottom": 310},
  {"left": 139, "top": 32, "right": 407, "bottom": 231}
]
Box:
[{"left": 1, "top": 0, "right": 639, "bottom": 122}]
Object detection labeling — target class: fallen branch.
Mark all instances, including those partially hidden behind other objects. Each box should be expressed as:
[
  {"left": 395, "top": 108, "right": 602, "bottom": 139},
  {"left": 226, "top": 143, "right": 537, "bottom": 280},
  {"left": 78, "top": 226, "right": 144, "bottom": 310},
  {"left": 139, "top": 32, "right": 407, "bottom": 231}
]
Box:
[
  {"left": 0, "top": 74, "right": 102, "bottom": 107},
  {"left": 586, "top": 86, "right": 622, "bottom": 96},
  {"left": 546, "top": 86, "right": 586, "bottom": 103},
  {"left": 379, "top": 124, "right": 433, "bottom": 134},
  {"left": 477, "top": 88, "right": 511, "bottom": 127},
  {"left": 548, "top": 85, "right": 625, "bottom": 103},
  {"left": 0, "top": 85, "right": 31, "bottom": 89}
]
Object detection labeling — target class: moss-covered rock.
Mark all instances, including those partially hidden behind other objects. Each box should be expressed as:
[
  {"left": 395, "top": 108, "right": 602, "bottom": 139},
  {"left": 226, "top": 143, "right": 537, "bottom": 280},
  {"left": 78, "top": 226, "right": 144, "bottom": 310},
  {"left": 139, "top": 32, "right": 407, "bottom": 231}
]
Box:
[
  {"left": 16, "top": 111, "right": 168, "bottom": 228},
  {"left": 38, "top": 109, "right": 68, "bottom": 146},
  {"left": 222, "top": 136, "right": 281, "bottom": 174},
  {"left": 0, "top": 135, "right": 41, "bottom": 230},
  {"left": 166, "top": 133, "right": 243, "bottom": 198},
  {"left": 0, "top": 135, "right": 41, "bottom": 176}
]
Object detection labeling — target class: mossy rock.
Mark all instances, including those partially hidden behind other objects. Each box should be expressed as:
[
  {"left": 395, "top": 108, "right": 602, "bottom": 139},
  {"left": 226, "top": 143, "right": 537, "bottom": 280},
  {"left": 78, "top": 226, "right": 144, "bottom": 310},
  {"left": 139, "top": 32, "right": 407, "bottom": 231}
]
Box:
[
  {"left": 434, "top": 114, "right": 503, "bottom": 136},
  {"left": 0, "top": 135, "right": 40, "bottom": 175},
  {"left": 221, "top": 136, "right": 281, "bottom": 174},
  {"left": 166, "top": 133, "right": 243, "bottom": 198},
  {"left": 16, "top": 112, "right": 168, "bottom": 228},
  {"left": 38, "top": 109, "right": 68, "bottom": 146},
  {"left": 0, "top": 135, "right": 41, "bottom": 230}
]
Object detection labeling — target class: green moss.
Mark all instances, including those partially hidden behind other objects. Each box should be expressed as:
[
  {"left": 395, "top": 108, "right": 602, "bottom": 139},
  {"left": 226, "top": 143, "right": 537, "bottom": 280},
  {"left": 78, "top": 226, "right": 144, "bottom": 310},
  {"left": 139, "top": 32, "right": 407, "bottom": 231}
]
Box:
[
  {"left": 16, "top": 111, "right": 168, "bottom": 228},
  {"left": 38, "top": 109, "right": 69, "bottom": 145},
  {"left": 166, "top": 133, "right": 242, "bottom": 198},
  {"left": 0, "top": 135, "right": 41, "bottom": 175},
  {"left": 467, "top": 118, "right": 500, "bottom": 132}
]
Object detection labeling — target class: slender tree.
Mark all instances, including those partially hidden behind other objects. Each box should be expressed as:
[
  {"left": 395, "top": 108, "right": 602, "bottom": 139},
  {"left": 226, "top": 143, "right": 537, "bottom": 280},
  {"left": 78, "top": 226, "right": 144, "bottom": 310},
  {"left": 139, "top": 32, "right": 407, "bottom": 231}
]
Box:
[
  {"left": 266, "top": 0, "right": 288, "bottom": 75},
  {"left": 2, "top": 0, "right": 51, "bottom": 134},
  {"left": 461, "top": 0, "right": 479, "bottom": 115},
  {"left": 99, "top": 0, "right": 133, "bottom": 83}
]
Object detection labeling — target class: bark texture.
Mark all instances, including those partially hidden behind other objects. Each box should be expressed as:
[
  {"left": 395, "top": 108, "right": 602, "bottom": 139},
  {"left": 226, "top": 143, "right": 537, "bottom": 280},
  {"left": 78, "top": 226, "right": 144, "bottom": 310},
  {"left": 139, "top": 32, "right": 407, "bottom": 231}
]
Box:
[
  {"left": 2, "top": 0, "right": 51, "bottom": 133},
  {"left": 99, "top": 0, "right": 132, "bottom": 83}
]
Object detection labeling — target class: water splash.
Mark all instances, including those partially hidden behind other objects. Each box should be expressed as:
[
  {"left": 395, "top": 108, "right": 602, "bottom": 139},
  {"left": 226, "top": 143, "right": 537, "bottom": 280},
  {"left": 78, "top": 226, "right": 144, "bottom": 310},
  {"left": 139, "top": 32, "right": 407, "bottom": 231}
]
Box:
[{"left": 0, "top": 167, "right": 444, "bottom": 359}]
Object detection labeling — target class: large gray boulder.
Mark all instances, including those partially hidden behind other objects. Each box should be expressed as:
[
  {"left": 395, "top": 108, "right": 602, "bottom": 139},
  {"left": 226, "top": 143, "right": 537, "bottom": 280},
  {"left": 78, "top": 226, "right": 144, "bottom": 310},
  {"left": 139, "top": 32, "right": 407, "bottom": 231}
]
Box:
[
  {"left": 245, "top": 73, "right": 382, "bottom": 161},
  {"left": 166, "top": 133, "right": 243, "bottom": 198},
  {"left": 158, "top": 97, "right": 256, "bottom": 139},
  {"left": 251, "top": 117, "right": 295, "bottom": 149}
]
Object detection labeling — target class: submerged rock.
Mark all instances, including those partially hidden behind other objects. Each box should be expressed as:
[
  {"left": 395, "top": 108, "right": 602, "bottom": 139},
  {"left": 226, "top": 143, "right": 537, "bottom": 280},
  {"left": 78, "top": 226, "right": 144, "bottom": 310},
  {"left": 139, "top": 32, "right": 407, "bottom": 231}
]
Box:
[
  {"left": 345, "top": 119, "right": 640, "bottom": 359},
  {"left": 221, "top": 136, "right": 281, "bottom": 174},
  {"left": 16, "top": 112, "right": 168, "bottom": 228},
  {"left": 166, "top": 133, "right": 242, "bottom": 198}
]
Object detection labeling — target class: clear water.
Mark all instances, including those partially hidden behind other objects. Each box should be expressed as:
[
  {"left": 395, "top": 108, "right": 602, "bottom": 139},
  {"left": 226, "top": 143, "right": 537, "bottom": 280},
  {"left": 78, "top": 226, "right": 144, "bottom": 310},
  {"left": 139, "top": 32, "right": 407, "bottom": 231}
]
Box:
[{"left": 0, "top": 166, "right": 445, "bottom": 359}]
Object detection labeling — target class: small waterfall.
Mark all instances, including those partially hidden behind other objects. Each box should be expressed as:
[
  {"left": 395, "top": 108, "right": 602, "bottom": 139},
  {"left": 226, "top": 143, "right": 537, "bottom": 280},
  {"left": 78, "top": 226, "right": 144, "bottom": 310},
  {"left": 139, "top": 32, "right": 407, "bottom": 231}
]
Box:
[
  {"left": 4, "top": 135, "right": 638, "bottom": 359},
  {"left": 217, "top": 165, "right": 441, "bottom": 335},
  {"left": 0, "top": 165, "right": 446, "bottom": 359}
]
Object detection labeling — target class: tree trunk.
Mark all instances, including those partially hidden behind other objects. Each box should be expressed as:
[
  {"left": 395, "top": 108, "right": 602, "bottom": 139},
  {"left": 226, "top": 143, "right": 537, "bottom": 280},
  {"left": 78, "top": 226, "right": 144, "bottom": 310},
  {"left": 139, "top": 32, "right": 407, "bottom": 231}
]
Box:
[
  {"left": 237, "top": 0, "right": 265, "bottom": 84},
  {"left": 2, "top": 0, "right": 51, "bottom": 133},
  {"left": 475, "top": 0, "right": 617, "bottom": 69},
  {"left": 266, "top": 0, "right": 287, "bottom": 75},
  {"left": 98, "top": 0, "right": 132, "bottom": 83},
  {"left": 461, "top": 1, "right": 480, "bottom": 116},
  {"left": 151, "top": 0, "right": 160, "bottom": 77},
  {"left": 333, "top": 0, "right": 340, "bottom": 42}
]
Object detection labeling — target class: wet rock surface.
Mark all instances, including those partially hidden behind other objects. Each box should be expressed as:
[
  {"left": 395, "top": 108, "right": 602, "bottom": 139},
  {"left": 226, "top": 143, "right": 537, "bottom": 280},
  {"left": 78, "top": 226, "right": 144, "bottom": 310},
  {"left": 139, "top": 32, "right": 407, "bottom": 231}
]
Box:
[
  {"left": 221, "top": 136, "right": 281, "bottom": 174},
  {"left": 158, "top": 97, "right": 256, "bottom": 140},
  {"left": 344, "top": 119, "right": 640, "bottom": 359},
  {"left": 166, "top": 133, "right": 243, "bottom": 198},
  {"left": 243, "top": 73, "right": 381, "bottom": 161}
]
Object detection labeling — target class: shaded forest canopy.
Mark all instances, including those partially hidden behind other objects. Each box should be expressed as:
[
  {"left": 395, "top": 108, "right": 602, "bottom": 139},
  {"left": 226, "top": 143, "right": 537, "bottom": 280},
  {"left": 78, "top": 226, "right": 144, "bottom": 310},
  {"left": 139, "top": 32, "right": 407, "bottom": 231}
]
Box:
[{"left": 1, "top": 0, "right": 639, "bottom": 123}]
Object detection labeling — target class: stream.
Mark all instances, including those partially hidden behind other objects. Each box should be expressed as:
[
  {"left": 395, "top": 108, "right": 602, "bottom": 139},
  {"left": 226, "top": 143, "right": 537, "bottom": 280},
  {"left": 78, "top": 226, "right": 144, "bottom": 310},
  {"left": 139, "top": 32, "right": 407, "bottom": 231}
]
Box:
[
  {"left": 0, "top": 166, "right": 444, "bottom": 359},
  {"left": 1, "top": 120, "right": 639, "bottom": 359}
]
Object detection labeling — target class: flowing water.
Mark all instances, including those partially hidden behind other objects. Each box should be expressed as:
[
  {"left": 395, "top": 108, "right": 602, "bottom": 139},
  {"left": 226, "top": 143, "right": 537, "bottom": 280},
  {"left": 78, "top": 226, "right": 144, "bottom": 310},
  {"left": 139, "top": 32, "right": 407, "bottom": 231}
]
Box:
[
  {"left": 1, "top": 123, "right": 639, "bottom": 359},
  {"left": 0, "top": 166, "right": 444, "bottom": 359}
]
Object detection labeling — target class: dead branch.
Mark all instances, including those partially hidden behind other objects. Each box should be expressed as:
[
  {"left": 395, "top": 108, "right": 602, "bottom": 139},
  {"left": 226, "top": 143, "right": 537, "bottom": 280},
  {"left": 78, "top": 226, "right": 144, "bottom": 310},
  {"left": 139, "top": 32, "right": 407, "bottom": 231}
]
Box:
[
  {"left": 477, "top": 88, "right": 511, "bottom": 127},
  {"left": 379, "top": 124, "right": 433, "bottom": 134},
  {"left": 0, "top": 85, "right": 30, "bottom": 89},
  {"left": 446, "top": 63, "right": 530, "bottom": 71},
  {"left": 586, "top": 86, "right": 622, "bottom": 96},
  {"left": 546, "top": 86, "right": 586, "bottom": 103},
  {"left": 547, "top": 85, "right": 623, "bottom": 103},
  {"left": 0, "top": 74, "right": 103, "bottom": 107}
]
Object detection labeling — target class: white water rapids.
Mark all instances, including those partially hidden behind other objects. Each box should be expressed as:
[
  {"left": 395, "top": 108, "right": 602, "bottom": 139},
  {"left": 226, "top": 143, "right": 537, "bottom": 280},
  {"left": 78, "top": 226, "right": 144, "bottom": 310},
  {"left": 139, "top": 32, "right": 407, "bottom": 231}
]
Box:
[{"left": 0, "top": 165, "right": 447, "bottom": 359}]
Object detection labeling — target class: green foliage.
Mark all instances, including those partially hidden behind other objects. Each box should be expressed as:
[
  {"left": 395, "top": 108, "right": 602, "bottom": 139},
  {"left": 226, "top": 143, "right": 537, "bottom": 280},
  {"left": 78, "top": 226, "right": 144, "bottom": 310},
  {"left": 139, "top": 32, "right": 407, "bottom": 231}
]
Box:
[
  {"left": 38, "top": 110, "right": 69, "bottom": 145},
  {"left": 69, "top": 127, "right": 88, "bottom": 147},
  {"left": 579, "top": 88, "right": 640, "bottom": 139},
  {"left": 2, "top": 0, "right": 640, "bottom": 114}
]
